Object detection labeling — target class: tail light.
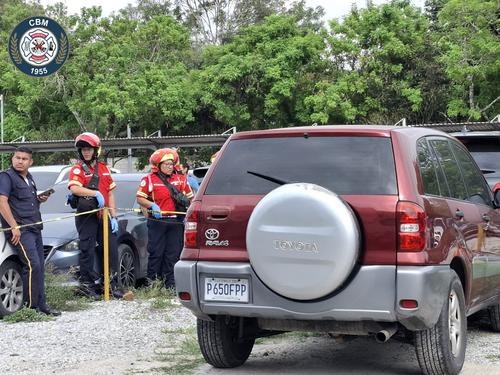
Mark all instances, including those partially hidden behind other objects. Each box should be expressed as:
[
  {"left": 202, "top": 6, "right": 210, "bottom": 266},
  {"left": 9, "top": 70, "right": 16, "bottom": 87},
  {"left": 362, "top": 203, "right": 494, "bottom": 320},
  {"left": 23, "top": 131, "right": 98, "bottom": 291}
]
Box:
[
  {"left": 397, "top": 201, "right": 426, "bottom": 252},
  {"left": 493, "top": 183, "right": 500, "bottom": 194},
  {"left": 180, "top": 201, "right": 201, "bottom": 260}
]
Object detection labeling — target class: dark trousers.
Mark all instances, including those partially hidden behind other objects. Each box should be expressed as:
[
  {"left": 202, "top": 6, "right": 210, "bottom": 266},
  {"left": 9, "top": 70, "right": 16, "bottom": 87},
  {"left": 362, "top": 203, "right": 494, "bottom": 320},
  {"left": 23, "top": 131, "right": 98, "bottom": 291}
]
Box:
[
  {"left": 13, "top": 230, "right": 46, "bottom": 309},
  {"left": 146, "top": 218, "right": 184, "bottom": 288},
  {"left": 75, "top": 213, "right": 118, "bottom": 286}
]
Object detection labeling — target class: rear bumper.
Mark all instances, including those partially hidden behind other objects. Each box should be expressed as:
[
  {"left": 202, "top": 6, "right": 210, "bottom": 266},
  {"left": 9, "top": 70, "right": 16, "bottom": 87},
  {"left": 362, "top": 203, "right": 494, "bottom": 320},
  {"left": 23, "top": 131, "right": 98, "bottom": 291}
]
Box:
[{"left": 174, "top": 261, "right": 452, "bottom": 331}]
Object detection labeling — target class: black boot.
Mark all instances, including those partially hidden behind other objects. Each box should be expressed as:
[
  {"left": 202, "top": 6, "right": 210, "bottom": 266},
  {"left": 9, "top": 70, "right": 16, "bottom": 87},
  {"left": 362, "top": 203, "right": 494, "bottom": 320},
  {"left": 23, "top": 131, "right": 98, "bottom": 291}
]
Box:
[
  {"left": 110, "top": 277, "right": 124, "bottom": 299},
  {"left": 80, "top": 282, "right": 101, "bottom": 301}
]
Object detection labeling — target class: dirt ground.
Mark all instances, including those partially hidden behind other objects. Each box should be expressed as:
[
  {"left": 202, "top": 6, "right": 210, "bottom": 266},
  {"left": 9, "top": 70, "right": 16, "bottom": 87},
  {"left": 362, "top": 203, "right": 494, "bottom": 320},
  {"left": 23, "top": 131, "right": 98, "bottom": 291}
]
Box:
[{"left": 191, "top": 313, "right": 500, "bottom": 375}]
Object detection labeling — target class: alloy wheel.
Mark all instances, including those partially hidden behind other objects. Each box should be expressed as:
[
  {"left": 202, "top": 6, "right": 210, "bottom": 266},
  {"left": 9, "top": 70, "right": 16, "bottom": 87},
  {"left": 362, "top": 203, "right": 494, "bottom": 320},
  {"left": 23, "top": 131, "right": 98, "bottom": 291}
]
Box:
[
  {"left": 449, "top": 289, "right": 463, "bottom": 357},
  {"left": 1, "top": 268, "right": 23, "bottom": 313}
]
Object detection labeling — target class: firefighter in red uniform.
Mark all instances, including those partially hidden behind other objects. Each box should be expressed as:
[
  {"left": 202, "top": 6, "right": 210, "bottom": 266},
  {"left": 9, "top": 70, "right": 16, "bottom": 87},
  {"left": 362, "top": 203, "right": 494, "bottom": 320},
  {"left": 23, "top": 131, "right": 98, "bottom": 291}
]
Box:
[
  {"left": 68, "top": 132, "right": 123, "bottom": 299},
  {"left": 136, "top": 148, "right": 193, "bottom": 288}
]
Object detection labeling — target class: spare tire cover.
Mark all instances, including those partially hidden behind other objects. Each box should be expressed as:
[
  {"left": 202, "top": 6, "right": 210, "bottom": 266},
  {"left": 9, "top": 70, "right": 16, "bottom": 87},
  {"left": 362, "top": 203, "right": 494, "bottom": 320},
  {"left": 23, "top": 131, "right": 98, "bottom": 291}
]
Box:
[{"left": 246, "top": 183, "right": 360, "bottom": 300}]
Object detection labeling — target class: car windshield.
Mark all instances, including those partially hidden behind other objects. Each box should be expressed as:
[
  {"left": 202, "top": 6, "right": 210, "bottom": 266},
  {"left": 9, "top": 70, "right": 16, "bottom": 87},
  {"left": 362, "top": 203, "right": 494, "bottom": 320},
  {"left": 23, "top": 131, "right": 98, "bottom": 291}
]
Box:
[
  {"left": 40, "top": 180, "right": 141, "bottom": 214},
  {"left": 30, "top": 171, "right": 60, "bottom": 190}
]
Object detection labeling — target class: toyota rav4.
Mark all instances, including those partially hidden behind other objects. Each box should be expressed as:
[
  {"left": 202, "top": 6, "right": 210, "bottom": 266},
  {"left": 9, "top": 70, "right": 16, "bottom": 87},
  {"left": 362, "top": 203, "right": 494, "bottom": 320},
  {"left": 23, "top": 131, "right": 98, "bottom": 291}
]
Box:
[{"left": 175, "top": 125, "right": 500, "bottom": 375}]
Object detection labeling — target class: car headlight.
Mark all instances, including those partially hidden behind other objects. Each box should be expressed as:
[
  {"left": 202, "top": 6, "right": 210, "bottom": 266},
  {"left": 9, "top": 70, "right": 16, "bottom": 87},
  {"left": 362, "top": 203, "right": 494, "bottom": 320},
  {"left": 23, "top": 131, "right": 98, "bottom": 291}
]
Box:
[{"left": 58, "top": 239, "right": 80, "bottom": 252}]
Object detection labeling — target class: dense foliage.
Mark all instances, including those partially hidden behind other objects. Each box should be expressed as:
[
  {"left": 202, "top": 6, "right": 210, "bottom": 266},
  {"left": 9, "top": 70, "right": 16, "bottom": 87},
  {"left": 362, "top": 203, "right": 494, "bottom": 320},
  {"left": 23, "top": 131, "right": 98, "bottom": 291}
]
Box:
[{"left": 0, "top": 0, "right": 498, "bottom": 151}]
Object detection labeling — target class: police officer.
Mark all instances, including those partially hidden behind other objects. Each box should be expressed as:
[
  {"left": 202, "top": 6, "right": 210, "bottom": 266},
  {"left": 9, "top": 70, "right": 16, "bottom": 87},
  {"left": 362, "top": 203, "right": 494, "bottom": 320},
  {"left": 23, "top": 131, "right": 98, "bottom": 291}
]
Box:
[
  {"left": 136, "top": 148, "right": 193, "bottom": 288},
  {"left": 68, "top": 132, "right": 123, "bottom": 299},
  {"left": 0, "top": 147, "right": 60, "bottom": 316}
]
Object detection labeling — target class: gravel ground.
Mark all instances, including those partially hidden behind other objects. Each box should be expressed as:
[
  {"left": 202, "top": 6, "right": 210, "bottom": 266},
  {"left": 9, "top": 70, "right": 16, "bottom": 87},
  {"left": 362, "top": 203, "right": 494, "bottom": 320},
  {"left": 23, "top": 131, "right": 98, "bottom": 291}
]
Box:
[
  {"left": 0, "top": 300, "right": 196, "bottom": 375},
  {"left": 0, "top": 302, "right": 498, "bottom": 375}
]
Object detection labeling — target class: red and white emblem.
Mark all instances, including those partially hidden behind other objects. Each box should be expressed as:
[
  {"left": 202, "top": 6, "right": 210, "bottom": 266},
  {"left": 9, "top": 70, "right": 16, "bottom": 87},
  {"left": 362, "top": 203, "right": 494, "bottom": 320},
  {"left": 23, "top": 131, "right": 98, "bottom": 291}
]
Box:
[{"left": 20, "top": 28, "right": 58, "bottom": 66}]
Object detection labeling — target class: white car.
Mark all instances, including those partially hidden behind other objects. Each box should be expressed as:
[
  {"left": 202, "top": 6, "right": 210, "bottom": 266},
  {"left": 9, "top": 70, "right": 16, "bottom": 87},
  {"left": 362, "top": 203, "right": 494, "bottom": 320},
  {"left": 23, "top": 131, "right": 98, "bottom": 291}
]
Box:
[
  {"left": 30, "top": 165, "right": 120, "bottom": 192},
  {"left": 0, "top": 231, "right": 23, "bottom": 317}
]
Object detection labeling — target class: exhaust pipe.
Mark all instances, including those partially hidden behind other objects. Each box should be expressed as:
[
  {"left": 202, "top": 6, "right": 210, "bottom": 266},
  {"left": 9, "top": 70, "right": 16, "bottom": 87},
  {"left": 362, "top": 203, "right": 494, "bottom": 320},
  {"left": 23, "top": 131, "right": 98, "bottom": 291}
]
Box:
[{"left": 375, "top": 325, "right": 398, "bottom": 343}]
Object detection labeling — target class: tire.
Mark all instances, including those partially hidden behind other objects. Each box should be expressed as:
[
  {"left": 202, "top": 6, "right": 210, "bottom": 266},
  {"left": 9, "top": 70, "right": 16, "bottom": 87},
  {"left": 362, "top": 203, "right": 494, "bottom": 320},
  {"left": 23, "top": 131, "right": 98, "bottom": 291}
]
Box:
[
  {"left": 246, "top": 183, "right": 360, "bottom": 300},
  {"left": 197, "top": 316, "right": 255, "bottom": 368},
  {"left": 415, "top": 273, "right": 466, "bottom": 375},
  {"left": 488, "top": 304, "right": 500, "bottom": 332},
  {"left": 117, "top": 244, "right": 136, "bottom": 289},
  {"left": 0, "top": 260, "right": 24, "bottom": 317}
]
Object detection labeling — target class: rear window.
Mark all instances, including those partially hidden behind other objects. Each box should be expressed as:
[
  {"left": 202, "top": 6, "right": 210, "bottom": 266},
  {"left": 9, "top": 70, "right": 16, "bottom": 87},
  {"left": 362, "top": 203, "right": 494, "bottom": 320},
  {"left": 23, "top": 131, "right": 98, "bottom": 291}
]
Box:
[{"left": 205, "top": 136, "right": 397, "bottom": 195}]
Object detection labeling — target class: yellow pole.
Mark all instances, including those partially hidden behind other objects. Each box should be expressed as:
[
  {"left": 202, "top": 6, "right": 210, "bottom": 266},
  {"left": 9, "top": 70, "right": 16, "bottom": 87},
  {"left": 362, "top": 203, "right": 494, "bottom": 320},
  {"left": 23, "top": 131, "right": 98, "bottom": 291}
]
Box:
[{"left": 103, "top": 207, "right": 110, "bottom": 301}]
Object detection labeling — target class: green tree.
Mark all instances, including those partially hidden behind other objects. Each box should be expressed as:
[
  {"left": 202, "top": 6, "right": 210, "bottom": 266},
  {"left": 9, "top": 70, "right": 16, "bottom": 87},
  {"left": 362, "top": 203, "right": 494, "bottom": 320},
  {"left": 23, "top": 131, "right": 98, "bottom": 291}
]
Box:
[
  {"left": 193, "top": 15, "right": 324, "bottom": 131},
  {"left": 304, "top": 0, "right": 437, "bottom": 124},
  {"left": 436, "top": 0, "right": 499, "bottom": 120},
  {"left": 174, "top": 0, "right": 286, "bottom": 45},
  {"left": 61, "top": 10, "right": 197, "bottom": 138}
]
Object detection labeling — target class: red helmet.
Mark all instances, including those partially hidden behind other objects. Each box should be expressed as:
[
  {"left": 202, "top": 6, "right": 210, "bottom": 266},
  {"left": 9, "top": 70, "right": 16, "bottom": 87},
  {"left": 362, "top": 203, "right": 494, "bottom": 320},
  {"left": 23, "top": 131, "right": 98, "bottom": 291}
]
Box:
[
  {"left": 210, "top": 150, "right": 220, "bottom": 163},
  {"left": 149, "top": 148, "right": 178, "bottom": 173},
  {"left": 75, "top": 132, "right": 101, "bottom": 161}
]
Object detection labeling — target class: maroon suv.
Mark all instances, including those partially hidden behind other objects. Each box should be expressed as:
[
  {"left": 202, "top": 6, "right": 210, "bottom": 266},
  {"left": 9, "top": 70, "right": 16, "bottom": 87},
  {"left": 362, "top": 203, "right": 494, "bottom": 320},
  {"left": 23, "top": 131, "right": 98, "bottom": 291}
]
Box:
[{"left": 175, "top": 125, "right": 500, "bottom": 375}]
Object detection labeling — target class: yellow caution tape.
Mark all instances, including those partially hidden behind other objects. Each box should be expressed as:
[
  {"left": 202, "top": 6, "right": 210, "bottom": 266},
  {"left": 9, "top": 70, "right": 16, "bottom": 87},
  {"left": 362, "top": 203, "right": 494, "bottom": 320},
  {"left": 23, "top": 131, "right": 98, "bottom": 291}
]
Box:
[
  {"left": 114, "top": 207, "right": 187, "bottom": 216},
  {"left": 0, "top": 208, "right": 103, "bottom": 233},
  {"left": 0, "top": 205, "right": 188, "bottom": 233}
]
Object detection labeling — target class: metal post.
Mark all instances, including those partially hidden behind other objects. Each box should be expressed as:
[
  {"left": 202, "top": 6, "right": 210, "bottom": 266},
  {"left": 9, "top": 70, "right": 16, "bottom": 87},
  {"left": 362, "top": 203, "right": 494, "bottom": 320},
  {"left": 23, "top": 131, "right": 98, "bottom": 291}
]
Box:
[
  {"left": 127, "top": 123, "right": 132, "bottom": 173},
  {"left": 103, "top": 207, "right": 110, "bottom": 302}
]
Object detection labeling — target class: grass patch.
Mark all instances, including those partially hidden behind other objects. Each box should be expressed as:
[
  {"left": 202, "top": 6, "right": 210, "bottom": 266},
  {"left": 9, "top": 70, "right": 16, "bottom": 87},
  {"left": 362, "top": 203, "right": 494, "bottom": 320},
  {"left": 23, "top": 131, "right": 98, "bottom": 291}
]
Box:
[
  {"left": 156, "top": 334, "right": 204, "bottom": 374},
  {"left": 163, "top": 326, "right": 196, "bottom": 335},
  {"left": 45, "top": 268, "right": 93, "bottom": 311},
  {"left": 2, "top": 269, "right": 93, "bottom": 323},
  {"left": 486, "top": 354, "right": 500, "bottom": 361},
  {"left": 133, "top": 280, "right": 179, "bottom": 310},
  {"left": 3, "top": 307, "right": 51, "bottom": 323}
]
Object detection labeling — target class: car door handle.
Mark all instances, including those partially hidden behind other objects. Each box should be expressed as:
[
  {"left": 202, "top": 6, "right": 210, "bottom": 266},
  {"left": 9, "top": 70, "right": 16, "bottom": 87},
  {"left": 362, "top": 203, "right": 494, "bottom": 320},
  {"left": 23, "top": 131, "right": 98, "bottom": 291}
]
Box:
[
  {"left": 207, "top": 208, "right": 229, "bottom": 221},
  {"left": 455, "top": 210, "right": 464, "bottom": 219}
]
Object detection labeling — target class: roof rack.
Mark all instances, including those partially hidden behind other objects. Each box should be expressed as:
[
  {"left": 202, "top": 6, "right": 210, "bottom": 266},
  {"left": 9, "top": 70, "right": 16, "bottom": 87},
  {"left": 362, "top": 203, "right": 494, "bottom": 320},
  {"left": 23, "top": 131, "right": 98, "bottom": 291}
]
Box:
[{"left": 410, "top": 119, "right": 500, "bottom": 133}]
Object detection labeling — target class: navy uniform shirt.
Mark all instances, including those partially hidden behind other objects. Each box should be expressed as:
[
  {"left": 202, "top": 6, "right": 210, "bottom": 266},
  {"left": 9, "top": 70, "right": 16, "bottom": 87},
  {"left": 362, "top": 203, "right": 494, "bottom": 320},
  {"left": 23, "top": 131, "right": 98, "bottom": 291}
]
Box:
[{"left": 0, "top": 167, "right": 42, "bottom": 231}]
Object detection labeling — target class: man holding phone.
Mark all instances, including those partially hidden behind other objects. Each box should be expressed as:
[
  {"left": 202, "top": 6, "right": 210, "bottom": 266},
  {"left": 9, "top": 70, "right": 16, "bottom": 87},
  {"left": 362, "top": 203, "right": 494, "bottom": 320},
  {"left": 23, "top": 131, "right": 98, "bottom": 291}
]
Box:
[{"left": 0, "top": 146, "right": 60, "bottom": 316}]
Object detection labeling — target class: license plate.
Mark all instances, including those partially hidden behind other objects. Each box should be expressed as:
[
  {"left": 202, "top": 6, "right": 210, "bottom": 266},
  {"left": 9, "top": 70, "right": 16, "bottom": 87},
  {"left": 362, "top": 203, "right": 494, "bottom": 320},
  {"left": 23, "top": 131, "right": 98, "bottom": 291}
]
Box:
[{"left": 204, "top": 277, "right": 249, "bottom": 302}]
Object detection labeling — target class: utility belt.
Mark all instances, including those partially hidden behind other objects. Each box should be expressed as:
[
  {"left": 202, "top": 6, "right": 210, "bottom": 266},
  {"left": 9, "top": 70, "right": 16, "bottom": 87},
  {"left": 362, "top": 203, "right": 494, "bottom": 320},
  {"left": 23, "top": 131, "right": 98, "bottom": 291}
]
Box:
[{"left": 76, "top": 196, "right": 99, "bottom": 213}]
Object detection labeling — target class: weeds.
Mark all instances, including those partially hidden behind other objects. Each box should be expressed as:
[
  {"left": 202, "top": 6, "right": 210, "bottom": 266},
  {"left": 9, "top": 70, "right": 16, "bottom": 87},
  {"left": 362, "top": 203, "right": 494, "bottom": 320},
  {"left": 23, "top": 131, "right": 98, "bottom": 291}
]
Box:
[
  {"left": 487, "top": 354, "right": 500, "bottom": 361},
  {"left": 163, "top": 326, "right": 196, "bottom": 335},
  {"left": 155, "top": 333, "right": 204, "bottom": 374},
  {"left": 3, "top": 307, "right": 51, "bottom": 323},
  {"left": 2, "top": 269, "right": 93, "bottom": 323},
  {"left": 44, "top": 268, "right": 92, "bottom": 311},
  {"left": 133, "top": 280, "right": 179, "bottom": 310}
]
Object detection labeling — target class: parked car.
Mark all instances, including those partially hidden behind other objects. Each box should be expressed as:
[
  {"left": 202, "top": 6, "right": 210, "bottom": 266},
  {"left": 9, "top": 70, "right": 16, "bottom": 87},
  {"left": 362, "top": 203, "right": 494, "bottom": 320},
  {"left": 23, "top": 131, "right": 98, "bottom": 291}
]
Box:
[
  {"left": 175, "top": 125, "right": 500, "bottom": 375},
  {"left": 451, "top": 131, "right": 500, "bottom": 189},
  {"left": 40, "top": 173, "right": 148, "bottom": 288},
  {"left": 0, "top": 231, "right": 23, "bottom": 317},
  {"left": 191, "top": 166, "right": 210, "bottom": 185},
  {"left": 30, "top": 164, "right": 120, "bottom": 192}
]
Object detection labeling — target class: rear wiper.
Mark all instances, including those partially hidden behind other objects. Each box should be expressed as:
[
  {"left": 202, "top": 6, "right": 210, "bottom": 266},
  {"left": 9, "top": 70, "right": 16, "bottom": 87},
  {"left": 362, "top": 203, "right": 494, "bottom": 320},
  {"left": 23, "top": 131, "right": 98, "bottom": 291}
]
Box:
[
  {"left": 481, "top": 169, "right": 496, "bottom": 175},
  {"left": 247, "top": 170, "right": 290, "bottom": 185}
]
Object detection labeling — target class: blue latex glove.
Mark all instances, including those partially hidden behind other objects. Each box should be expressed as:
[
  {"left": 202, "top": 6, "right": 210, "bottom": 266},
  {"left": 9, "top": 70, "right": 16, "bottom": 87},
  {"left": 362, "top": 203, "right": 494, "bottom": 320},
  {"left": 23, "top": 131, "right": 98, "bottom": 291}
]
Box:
[
  {"left": 95, "top": 191, "right": 105, "bottom": 208},
  {"left": 66, "top": 193, "right": 73, "bottom": 206},
  {"left": 150, "top": 203, "right": 162, "bottom": 219},
  {"left": 110, "top": 217, "right": 118, "bottom": 234}
]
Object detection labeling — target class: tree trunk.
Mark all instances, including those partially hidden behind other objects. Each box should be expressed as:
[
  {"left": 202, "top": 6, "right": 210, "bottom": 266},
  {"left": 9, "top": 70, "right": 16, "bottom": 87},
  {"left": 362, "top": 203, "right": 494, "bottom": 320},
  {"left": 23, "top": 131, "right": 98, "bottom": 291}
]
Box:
[{"left": 468, "top": 74, "right": 474, "bottom": 111}]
